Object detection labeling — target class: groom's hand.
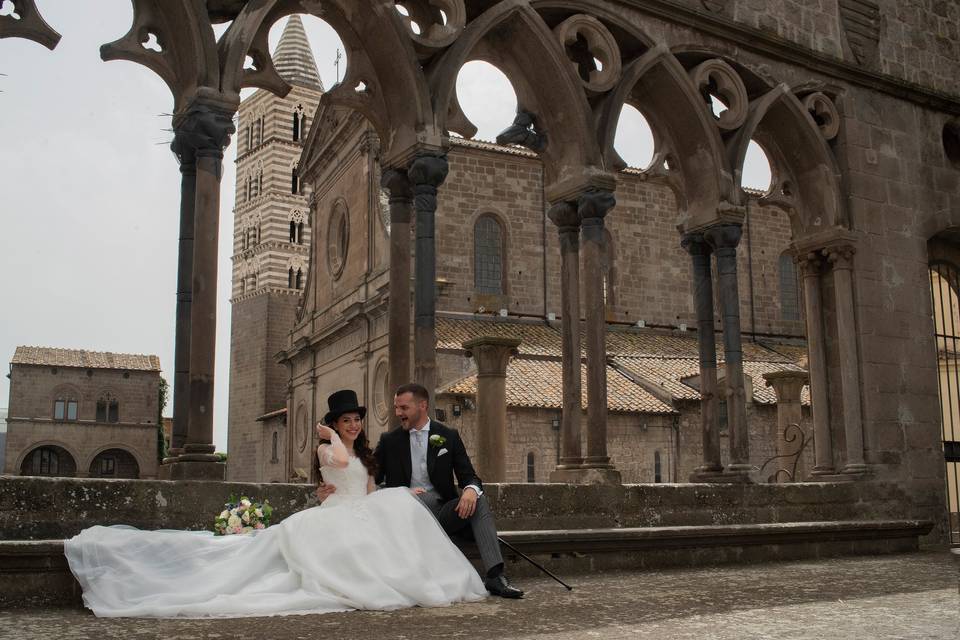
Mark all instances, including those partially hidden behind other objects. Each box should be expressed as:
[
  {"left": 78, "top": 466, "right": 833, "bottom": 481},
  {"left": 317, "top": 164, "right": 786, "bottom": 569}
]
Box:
[
  {"left": 315, "top": 482, "right": 337, "bottom": 502},
  {"left": 455, "top": 487, "right": 478, "bottom": 519}
]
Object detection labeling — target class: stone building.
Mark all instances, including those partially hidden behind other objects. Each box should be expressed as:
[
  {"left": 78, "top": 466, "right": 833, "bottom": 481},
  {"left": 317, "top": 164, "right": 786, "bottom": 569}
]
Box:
[
  {"left": 224, "top": 19, "right": 817, "bottom": 485},
  {"left": 199, "top": 2, "right": 960, "bottom": 542},
  {"left": 226, "top": 16, "right": 322, "bottom": 482},
  {"left": 3, "top": 347, "right": 162, "bottom": 479}
]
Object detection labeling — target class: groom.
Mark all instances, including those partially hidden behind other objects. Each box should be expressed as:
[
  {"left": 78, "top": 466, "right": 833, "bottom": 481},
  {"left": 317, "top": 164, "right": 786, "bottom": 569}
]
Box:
[{"left": 318, "top": 383, "right": 523, "bottom": 599}]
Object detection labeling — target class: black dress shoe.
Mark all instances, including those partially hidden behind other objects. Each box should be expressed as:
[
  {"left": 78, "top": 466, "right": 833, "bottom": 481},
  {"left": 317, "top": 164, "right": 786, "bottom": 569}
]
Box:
[{"left": 484, "top": 574, "right": 524, "bottom": 598}]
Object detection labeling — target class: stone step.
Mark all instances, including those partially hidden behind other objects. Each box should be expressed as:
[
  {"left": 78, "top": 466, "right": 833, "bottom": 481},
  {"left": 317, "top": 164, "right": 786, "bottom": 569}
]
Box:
[{"left": 0, "top": 519, "right": 933, "bottom": 609}]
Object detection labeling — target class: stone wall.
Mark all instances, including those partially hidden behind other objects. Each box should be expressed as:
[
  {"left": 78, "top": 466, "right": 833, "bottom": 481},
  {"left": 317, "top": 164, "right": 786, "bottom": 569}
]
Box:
[{"left": 0, "top": 476, "right": 942, "bottom": 543}]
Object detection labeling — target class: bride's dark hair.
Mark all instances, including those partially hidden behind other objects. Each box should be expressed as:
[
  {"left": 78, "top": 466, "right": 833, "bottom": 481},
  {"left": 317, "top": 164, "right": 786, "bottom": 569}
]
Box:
[{"left": 316, "top": 414, "right": 378, "bottom": 479}]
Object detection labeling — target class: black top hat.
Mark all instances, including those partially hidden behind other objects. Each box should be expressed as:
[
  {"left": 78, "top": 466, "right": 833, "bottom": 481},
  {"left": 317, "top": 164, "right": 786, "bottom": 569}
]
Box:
[{"left": 323, "top": 389, "right": 367, "bottom": 425}]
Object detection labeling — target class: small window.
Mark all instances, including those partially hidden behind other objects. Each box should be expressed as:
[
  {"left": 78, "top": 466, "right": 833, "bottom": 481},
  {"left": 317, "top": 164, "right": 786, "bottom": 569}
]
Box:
[
  {"left": 654, "top": 450, "right": 662, "bottom": 483},
  {"left": 108, "top": 399, "right": 119, "bottom": 423},
  {"left": 55, "top": 396, "right": 78, "bottom": 421},
  {"left": 779, "top": 254, "right": 801, "bottom": 321},
  {"left": 474, "top": 215, "right": 504, "bottom": 295},
  {"left": 295, "top": 269, "right": 303, "bottom": 290},
  {"left": 96, "top": 400, "right": 107, "bottom": 422},
  {"left": 271, "top": 432, "right": 279, "bottom": 463},
  {"left": 297, "top": 222, "right": 304, "bottom": 244},
  {"left": 54, "top": 400, "right": 65, "bottom": 421},
  {"left": 292, "top": 111, "right": 301, "bottom": 141},
  {"left": 289, "top": 221, "right": 297, "bottom": 243},
  {"left": 67, "top": 400, "right": 78, "bottom": 421},
  {"left": 526, "top": 452, "right": 535, "bottom": 483},
  {"left": 288, "top": 267, "right": 294, "bottom": 289},
  {"left": 291, "top": 166, "right": 300, "bottom": 194},
  {"left": 99, "top": 456, "right": 116, "bottom": 476}
]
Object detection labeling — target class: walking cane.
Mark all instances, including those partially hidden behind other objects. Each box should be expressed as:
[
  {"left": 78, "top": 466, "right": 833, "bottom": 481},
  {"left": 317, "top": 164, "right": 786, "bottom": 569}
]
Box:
[{"left": 497, "top": 536, "right": 573, "bottom": 591}]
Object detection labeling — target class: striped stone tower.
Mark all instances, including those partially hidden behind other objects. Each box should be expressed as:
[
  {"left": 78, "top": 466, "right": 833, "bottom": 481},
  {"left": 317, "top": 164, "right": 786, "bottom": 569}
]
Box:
[{"left": 227, "top": 15, "right": 323, "bottom": 482}]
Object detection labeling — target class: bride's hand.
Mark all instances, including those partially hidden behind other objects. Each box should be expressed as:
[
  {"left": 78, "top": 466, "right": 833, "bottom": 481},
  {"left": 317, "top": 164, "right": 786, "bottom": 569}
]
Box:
[
  {"left": 315, "top": 423, "right": 337, "bottom": 441},
  {"left": 409, "top": 487, "right": 426, "bottom": 496}
]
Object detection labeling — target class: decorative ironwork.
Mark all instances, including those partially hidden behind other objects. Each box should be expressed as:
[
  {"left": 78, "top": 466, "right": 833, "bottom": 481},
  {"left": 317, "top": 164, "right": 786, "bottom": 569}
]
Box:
[{"left": 756, "top": 423, "right": 811, "bottom": 483}]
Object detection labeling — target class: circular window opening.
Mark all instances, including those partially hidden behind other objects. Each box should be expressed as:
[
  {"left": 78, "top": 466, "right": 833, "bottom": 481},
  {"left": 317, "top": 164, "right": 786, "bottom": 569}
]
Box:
[
  {"left": 944, "top": 121, "right": 960, "bottom": 169},
  {"left": 327, "top": 201, "right": 349, "bottom": 278}
]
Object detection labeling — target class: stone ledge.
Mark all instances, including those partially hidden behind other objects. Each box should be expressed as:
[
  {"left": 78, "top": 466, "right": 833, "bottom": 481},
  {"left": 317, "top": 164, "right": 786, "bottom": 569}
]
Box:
[{"left": 0, "top": 519, "right": 933, "bottom": 608}]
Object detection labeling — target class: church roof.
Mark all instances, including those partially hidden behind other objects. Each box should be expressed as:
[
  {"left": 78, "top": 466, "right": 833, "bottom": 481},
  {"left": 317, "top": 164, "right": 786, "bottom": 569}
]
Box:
[
  {"left": 435, "top": 316, "right": 810, "bottom": 411},
  {"left": 274, "top": 15, "right": 323, "bottom": 91},
  {"left": 11, "top": 346, "right": 161, "bottom": 372}
]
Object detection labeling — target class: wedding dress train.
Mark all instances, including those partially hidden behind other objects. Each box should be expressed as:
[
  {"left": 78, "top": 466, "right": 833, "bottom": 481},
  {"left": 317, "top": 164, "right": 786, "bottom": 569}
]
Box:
[{"left": 64, "top": 457, "right": 487, "bottom": 618}]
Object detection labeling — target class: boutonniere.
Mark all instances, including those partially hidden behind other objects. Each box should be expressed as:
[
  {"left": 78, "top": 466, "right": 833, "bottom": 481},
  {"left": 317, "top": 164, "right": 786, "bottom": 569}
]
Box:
[{"left": 429, "top": 434, "right": 446, "bottom": 448}]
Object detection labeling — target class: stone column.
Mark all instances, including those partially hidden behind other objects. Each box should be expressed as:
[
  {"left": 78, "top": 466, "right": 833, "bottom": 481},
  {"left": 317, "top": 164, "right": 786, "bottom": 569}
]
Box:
[
  {"left": 763, "top": 370, "right": 810, "bottom": 482},
  {"left": 578, "top": 189, "right": 620, "bottom": 482},
  {"left": 824, "top": 245, "right": 868, "bottom": 475},
  {"left": 798, "top": 252, "right": 835, "bottom": 476},
  {"left": 704, "top": 224, "right": 751, "bottom": 480},
  {"left": 547, "top": 201, "right": 584, "bottom": 476},
  {"left": 165, "top": 147, "right": 196, "bottom": 462},
  {"left": 408, "top": 153, "right": 448, "bottom": 409},
  {"left": 382, "top": 168, "right": 413, "bottom": 426},
  {"left": 463, "top": 336, "right": 520, "bottom": 482},
  {"left": 682, "top": 233, "right": 723, "bottom": 480},
  {"left": 168, "top": 103, "right": 234, "bottom": 481}
]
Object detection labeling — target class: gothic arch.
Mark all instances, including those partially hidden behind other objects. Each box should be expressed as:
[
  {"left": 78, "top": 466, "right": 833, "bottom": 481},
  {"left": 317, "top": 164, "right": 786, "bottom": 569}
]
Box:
[
  {"left": 596, "top": 45, "right": 730, "bottom": 229},
  {"left": 427, "top": 2, "right": 606, "bottom": 188},
  {"left": 726, "top": 84, "right": 846, "bottom": 239}
]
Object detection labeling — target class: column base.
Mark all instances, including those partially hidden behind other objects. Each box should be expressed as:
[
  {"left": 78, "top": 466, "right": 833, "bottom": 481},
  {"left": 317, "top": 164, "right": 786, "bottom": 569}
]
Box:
[
  {"left": 689, "top": 469, "right": 726, "bottom": 483},
  {"left": 550, "top": 467, "right": 621, "bottom": 485},
  {"left": 803, "top": 471, "right": 867, "bottom": 483},
  {"left": 167, "top": 460, "right": 225, "bottom": 481},
  {"left": 809, "top": 466, "right": 837, "bottom": 477},
  {"left": 842, "top": 463, "right": 870, "bottom": 476},
  {"left": 717, "top": 464, "right": 754, "bottom": 483}
]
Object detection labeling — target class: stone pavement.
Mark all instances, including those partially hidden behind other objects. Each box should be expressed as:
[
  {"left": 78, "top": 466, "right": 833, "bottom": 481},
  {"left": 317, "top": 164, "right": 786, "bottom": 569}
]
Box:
[{"left": 1, "top": 550, "right": 956, "bottom": 640}]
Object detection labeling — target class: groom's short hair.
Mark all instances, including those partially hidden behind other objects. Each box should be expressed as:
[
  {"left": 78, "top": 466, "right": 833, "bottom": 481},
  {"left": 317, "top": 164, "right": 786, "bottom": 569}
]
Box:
[{"left": 395, "top": 383, "right": 429, "bottom": 403}]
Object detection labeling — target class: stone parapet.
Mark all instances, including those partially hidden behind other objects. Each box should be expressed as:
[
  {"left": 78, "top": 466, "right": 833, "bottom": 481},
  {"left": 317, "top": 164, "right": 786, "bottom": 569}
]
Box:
[{"left": 0, "top": 476, "right": 944, "bottom": 543}]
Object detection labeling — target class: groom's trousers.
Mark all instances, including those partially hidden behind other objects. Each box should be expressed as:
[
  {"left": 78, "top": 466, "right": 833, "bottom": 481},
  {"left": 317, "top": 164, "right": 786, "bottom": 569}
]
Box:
[{"left": 417, "top": 490, "right": 504, "bottom": 573}]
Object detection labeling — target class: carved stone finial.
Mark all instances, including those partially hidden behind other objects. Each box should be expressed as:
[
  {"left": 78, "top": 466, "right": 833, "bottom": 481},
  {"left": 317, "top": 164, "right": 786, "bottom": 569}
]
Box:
[{"left": 495, "top": 111, "right": 547, "bottom": 153}]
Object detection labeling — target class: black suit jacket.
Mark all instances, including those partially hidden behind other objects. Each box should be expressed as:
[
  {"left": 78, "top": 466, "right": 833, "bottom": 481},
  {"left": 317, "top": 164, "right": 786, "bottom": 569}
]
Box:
[{"left": 374, "top": 421, "right": 482, "bottom": 503}]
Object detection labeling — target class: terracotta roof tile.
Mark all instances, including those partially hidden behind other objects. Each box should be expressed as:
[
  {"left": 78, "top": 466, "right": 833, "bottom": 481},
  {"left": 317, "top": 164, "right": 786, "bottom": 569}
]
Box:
[
  {"left": 442, "top": 358, "right": 676, "bottom": 414},
  {"left": 11, "top": 346, "right": 161, "bottom": 372},
  {"left": 437, "top": 317, "right": 809, "bottom": 407}
]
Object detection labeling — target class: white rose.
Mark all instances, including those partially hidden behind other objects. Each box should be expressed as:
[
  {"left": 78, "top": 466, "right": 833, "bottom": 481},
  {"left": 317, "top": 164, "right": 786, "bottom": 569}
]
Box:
[
  {"left": 219, "top": 510, "right": 229, "bottom": 520},
  {"left": 241, "top": 511, "right": 251, "bottom": 523},
  {"left": 254, "top": 508, "right": 263, "bottom": 518},
  {"left": 240, "top": 499, "right": 252, "bottom": 508},
  {"left": 227, "top": 514, "right": 242, "bottom": 528}
]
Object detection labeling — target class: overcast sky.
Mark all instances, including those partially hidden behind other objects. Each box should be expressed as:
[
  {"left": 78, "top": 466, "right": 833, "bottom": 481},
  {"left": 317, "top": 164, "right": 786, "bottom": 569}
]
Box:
[{"left": 0, "top": 5, "right": 769, "bottom": 450}]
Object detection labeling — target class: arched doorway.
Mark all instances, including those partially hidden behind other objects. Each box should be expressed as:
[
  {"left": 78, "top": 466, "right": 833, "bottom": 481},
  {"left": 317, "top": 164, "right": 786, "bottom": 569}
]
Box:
[
  {"left": 89, "top": 448, "right": 140, "bottom": 479},
  {"left": 20, "top": 445, "right": 77, "bottom": 477},
  {"left": 929, "top": 258, "right": 960, "bottom": 544}
]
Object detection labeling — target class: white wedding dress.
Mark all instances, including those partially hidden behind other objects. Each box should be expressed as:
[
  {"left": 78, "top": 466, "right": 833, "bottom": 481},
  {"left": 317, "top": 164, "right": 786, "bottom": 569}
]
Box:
[{"left": 64, "top": 457, "right": 487, "bottom": 618}]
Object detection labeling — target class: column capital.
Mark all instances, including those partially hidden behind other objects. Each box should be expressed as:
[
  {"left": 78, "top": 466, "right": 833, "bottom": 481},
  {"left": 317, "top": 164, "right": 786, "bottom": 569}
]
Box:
[
  {"left": 548, "top": 200, "right": 580, "bottom": 232},
  {"left": 170, "top": 102, "right": 235, "bottom": 162},
  {"left": 408, "top": 152, "right": 449, "bottom": 189},
  {"left": 463, "top": 336, "right": 521, "bottom": 376},
  {"left": 823, "top": 244, "right": 856, "bottom": 270},
  {"left": 380, "top": 167, "right": 413, "bottom": 224},
  {"left": 703, "top": 223, "right": 743, "bottom": 252},
  {"left": 681, "top": 232, "right": 711, "bottom": 256},
  {"left": 577, "top": 189, "right": 616, "bottom": 224},
  {"left": 762, "top": 370, "right": 809, "bottom": 404},
  {"left": 797, "top": 251, "right": 824, "bottom": 277}
]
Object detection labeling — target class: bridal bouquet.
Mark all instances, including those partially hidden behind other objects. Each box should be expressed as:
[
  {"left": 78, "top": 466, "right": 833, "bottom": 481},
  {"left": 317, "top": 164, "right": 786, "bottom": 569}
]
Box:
[{"left": 213, "top": 495, "right": 273, "bottom": 535}]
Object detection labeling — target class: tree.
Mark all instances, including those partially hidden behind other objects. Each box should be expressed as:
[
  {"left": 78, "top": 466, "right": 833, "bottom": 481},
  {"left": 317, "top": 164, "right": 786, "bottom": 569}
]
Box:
[{"left": 157, "top": 377, "right": 169, "bottom": 462}]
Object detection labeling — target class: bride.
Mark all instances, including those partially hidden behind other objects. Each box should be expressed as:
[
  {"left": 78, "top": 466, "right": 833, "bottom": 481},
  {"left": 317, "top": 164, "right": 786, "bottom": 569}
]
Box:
[{"left": 64, "top": 390, "right": 488, "bottom": 618}]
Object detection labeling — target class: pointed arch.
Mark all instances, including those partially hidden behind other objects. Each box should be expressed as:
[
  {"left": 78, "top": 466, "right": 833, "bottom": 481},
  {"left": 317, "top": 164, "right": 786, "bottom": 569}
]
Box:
[
  {"left": 727, "top": 85, "right": 846, "bottom": 238},
  {"left": 428, "top": 1, "right": 606, "bottom": 188},
  {"left": 596, "top": 45, "right": 730, "bottom": 229}
]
